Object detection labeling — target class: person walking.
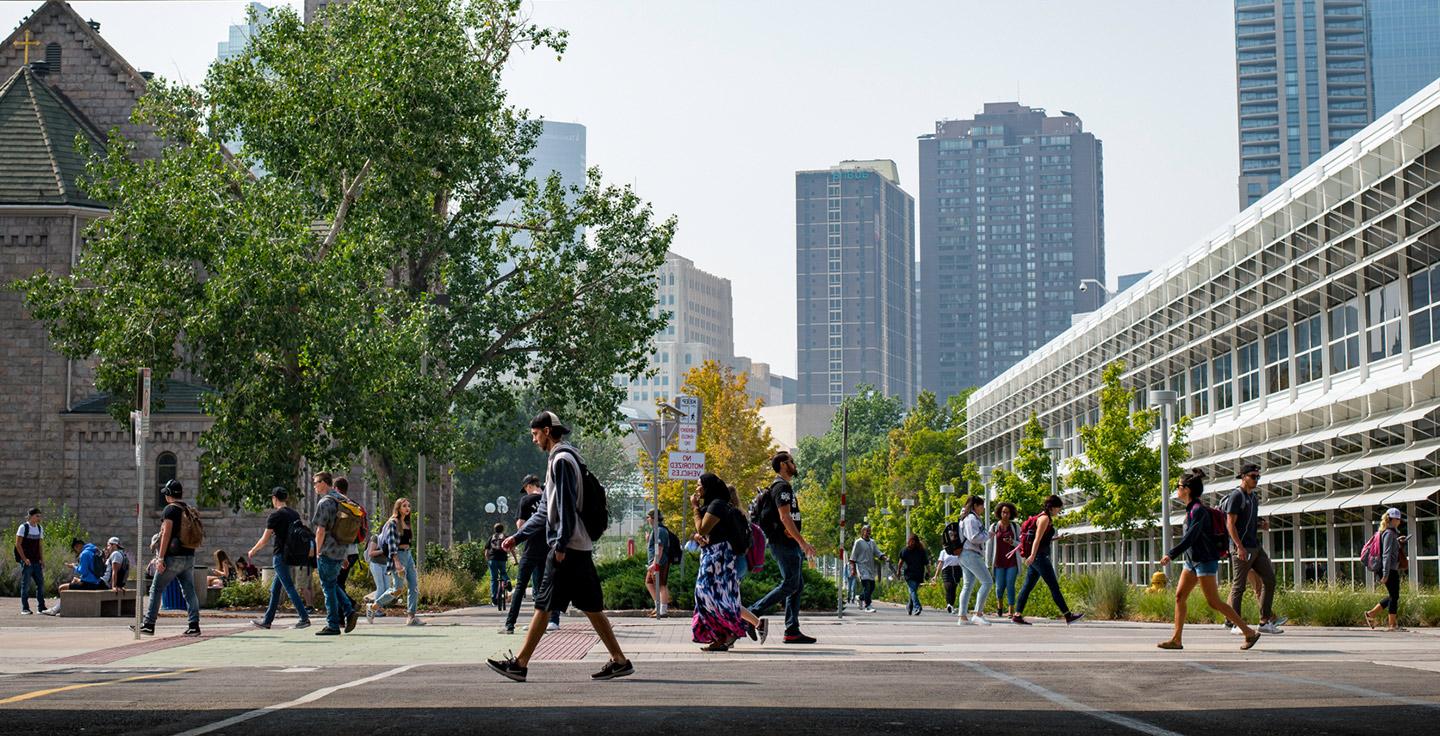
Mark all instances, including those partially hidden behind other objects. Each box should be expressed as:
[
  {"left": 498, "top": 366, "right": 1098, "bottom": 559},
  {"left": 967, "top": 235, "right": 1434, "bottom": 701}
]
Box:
[
  {"left": 487, "top": 523, "right": 511, "bottom": 611},
  {"left": 956, "top": 495, "right": 993, "bottom": 625},
  {"left": 364, "top": 520, "right": 397, "bottom": 623},
  {"left": 1222, "top": 463, "right": 1285, "bottom": 635},
  {"left": 935, "top": 545, "right": 963, "bottom": 614},
  {"left": 748, "top": 451, "right": 819, "bottom": 644},
  {"left": 1364, "top": 508, "right": 1408, "bottom": 631},
  {"left": 332, "top": 478, "right": 363, "bottom": 620},
  {"left": 376, "top": 498, "right": 424, "bottom": 626},
  {"left": 249, "top": 488, "right": 311, "bottom": 630},
  {"left": 1158, "top": 470, "right": 1260, "bottom": 650},
  {"left": 988, "top": 502, "right": 1021, "bottom": 618},
  {"left": 133, "top": 480, "right": 201, "bottom": 636},
  {"left": 727, "top": 484, "right": 767, "bottom": 643},
  {"left": 1012, "top": 495, "right": 1083, "bottom": 626},
  {"left": 645, "top": 510, "right": 674, "bottom": 618},
  {"left": 310, "top": 471, "right": 358, "bottom": 636},
  {"left": 487, "top": 411, "right": 634, "bottom": 682},
  {"left": 690, "top": 473, "right": 747, "bottom": 651},
  {"left": 897, "top": 534, "right": 931, "bottom": 615},
  {"left": 503, "top": 475, "right": 560, "bottom": 634},
  {"left": 849, "top": 524, "right": 883, "bottom": 613},
  {"left": 14, "top": 507, "right": 47, "bottom": 615}
]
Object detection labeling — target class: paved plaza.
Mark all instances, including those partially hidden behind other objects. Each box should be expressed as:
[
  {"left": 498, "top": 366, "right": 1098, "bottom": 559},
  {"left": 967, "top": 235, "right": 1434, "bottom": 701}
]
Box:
[{"left": 1, "top": 600, "right": 1437, "bottom": 734}]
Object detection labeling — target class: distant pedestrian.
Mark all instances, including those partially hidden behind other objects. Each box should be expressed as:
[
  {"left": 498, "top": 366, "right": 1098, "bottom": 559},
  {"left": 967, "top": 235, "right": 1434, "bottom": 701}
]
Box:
[
  {"left": 935, "top": 546, "right": 963, "bottom": 613},
  {"left": 134, "top": 480, "right": 201, "bottom": 636},
  {"left": 487, "top": 411, "right": 633, "bottom": 682},
  {"left": 14, "top": 507, "right": 47, "bottom": 615},
  {"left": 691, "top": 473, "right": 746, "bottom": 651},
  {"left": 503, "top": 475, "right": 560, "bottom": 634},
  {"left": 1223, "top": 463, "right": 1285, "bottom": 635},
  {"left": 332, "top": 477, "right": 363, "bottom": 620},
  {"left": 1158, "top": 470, "right": 1260, "bottom": 651},
  {"left": 379, "top": 498, "right": 424, "bottom": 626},
  {"left": 1012, "top": 495, "right": 1083, "bottom": 626},
  {"left": 645, "top": 509, "right": 675, "bottom": 618},
  {"left": 1364, "top": 508, "right": 1407, "bottom": 631},
  {"left": 897, "top": 534, "right": 930, "bottom": 615},
  {"left": 849, "top": 525, "right": 883, "bottom": 613},
  {"left": 249, "top": 487, "right": 311, "bottom": 630},
  {"left": 749, "top": 451, "right": 819, "bottom": 644},
  {"left": 487, "top": 523, "right": 511, "bottom": 610},
  {"left": 364, "top": 522, "right": 396, "bottom": 622},
  {"left": 988, "top": 502, "right": 1021, "bottom": 618},
  {"left": 956, "top": 495, "right": 993, "bottom": 626},
  {"left": 310, "top": 471, "right": 359, "bottom": 636}
]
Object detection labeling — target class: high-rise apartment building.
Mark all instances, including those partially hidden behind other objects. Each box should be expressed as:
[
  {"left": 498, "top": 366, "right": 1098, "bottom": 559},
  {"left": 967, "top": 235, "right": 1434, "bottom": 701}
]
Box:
[
  {"left": 917, "top": 103, "right": 1105, "bottom": 400},
  {"left": 620, "top": 252, "right": 735, "bottom": 413},
  {"left": 796, "top": 160, "right": 915, "bottom": 406},
  {"left": 1235, "top": 0, "right": 1440, "bottom": 208},
  {"left": 217, "top": 3, "right": 273, "bottom": 63}
]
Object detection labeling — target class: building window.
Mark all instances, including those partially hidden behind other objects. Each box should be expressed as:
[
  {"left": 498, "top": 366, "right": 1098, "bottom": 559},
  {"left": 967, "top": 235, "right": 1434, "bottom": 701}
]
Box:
[
  {"left": 1238, "top": 341, "right": 1261, "bottom": 403},
  {"left": 1212, "top": 354, "right": 1234, "bottom": 411},
  {"left": 1366, "top": 280, "right": 1403, "bottom": 362},
  {"left": 1408, "top": 264, "right": 1440, "bottom": 348},
  {"left": 156, "top": 452, "right": 177, "bottom": 509},
  {"left": 1264, "top": 329, "right": 1289, "bottom": 394},
  {"left": 1188, "top": 362, "right": 1209, "bottom": 417},
  {"left": 1294, "top": 314, "right": 1323, "bottom": 384},
  {"left": 1329, "top": 297, "right": 1361, "bottom": 374}
]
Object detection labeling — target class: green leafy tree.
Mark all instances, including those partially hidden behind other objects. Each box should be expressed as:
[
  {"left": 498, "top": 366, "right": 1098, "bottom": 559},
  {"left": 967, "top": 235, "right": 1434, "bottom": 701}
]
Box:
[
  {"left": 795, "top": 387, "right": 904, "bottom": 553},
  {"left": 16, "top": 0, "right": 673, "bottom": 509},
  {"left": 990, "top": 413, "right": 1055, "bottom": 520}
]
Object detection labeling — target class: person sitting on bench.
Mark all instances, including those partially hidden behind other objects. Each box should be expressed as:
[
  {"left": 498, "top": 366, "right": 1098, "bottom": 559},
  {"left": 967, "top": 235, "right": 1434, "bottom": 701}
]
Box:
[{"left": 43, "top": 538, "right": 109, "bottom": 616}]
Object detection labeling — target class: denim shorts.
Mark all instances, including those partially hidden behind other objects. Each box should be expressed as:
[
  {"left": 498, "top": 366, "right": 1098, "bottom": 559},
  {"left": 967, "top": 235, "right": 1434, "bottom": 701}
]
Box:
[{"left": 1184, "top": 559, "right": 1220, "bottom": 576}]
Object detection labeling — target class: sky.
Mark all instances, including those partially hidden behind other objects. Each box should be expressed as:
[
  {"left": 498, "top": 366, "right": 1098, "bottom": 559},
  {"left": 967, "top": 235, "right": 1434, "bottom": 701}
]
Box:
[{"left": 2, "top": 0, "right": 1241, "bottom": 377}]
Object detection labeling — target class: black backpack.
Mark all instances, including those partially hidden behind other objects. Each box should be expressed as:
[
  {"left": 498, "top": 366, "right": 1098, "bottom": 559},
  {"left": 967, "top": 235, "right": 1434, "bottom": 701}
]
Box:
[
  {"left": 555, "top": 448, "right": 609, "bottom": 542},
  {"left": 87, "top": 546, "right": 108, "bottom": 581},
  {"left": 661, "top": 523, "right": 682, "bottom": 564},
  {"left": 728, "top": 507, "right": 752, "bottom": 556},
  {"left": 284, "top": 517, "right": 315, "bottom": 566},
  {"left": 942, "top": 521, "right": 964, "bottom": 554},
  {"left": 12, "top": 522, "right": 39, "bottom": 563},
  {"left": 96, "top": 550, "right": 131, "bottom": 588},
  {"left": 749, "top": 481, "right": 784, "bottom": 539}
]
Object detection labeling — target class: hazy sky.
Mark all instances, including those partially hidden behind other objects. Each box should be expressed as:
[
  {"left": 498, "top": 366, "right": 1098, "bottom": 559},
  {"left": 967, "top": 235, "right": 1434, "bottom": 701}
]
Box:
[{"left": 3, "top": 0, "right": 1241, "bottom": 377}]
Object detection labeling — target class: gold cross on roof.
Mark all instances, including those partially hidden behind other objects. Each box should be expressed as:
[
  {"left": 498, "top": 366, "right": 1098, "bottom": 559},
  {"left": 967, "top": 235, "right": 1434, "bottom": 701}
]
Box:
[{"left": 15, "top": 29, "right": 41, "bottom": 65}]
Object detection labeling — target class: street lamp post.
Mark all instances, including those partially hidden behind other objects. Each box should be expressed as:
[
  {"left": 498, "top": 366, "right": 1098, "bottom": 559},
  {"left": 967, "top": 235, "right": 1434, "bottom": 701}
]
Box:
[
  {"left": 901, "top": 498, "right": 915, "bottom": 540},
  {"left": 939, "top": 484, "right": 955, "bottom": 519},
  {"left": 1150, "top": 390, "right": 1179, "bottom": 579},
  {"left": 1042, "top": 437, "right": 1063, "bottom": 498},
  {"left": 979, "top": 465, "right": 994, "bottom": 527}
]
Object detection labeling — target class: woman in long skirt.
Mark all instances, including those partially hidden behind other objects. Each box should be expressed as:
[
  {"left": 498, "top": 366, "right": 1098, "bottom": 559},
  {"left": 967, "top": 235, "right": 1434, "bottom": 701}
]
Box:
[{"left": 690, "top": 473, "right": 746, "bottom": 651}]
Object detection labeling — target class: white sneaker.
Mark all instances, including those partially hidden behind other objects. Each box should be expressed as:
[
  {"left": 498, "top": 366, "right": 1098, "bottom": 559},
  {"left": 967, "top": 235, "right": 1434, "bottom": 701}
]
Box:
[
  {"left": 1271, "top": 616, "right": 1289, "bottom": 628},
  {"left": 971, "top": 615, "right": 991, "bottom": 626},
  {"left": 1258, "top": 622, "right": 1282, "bottom": 634},
  {"left": 546, "top": 621, "right": 559, "bottom": 633},
  {"left": 41, "top": 606, "right": 59, "bottom": 617},
  {"left": 863, "top": 606, "right": 876, "bottom": 613},
  {"left": 956, "top": 616, "right": 972, "bottom": 625},
  {"left": 945, "top": 605, "right": 954, "bottom": 614},
  {"left": 1227, "top": 624, "right": 1243, "bottom": 635}
]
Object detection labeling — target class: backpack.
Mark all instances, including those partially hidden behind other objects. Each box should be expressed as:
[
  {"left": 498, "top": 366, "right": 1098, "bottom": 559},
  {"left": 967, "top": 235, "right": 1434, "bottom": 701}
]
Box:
[
  {"left": 727, "top": 507, "right": 752, "bottom": 556},
  {"left": 1018, "top": 514, "right": 1042, "bottom": 558},
  {"left": 1360, "top": 530, "right": 1386, "bottom": 573},
  {"left": 660, "top": 524, "right": 682, "bottom": 565},
  {"left": 746, "top": 522, "right": 766, "bottom": 570},
  {"left": 554, "top": 448, "right": 609, "bottom": 542},
  {"left": 283, "top": 517, "right": 315, "bottom": 566},
  {"left": 171, "top": 503, "right": 205, "bottom": 549},
  {"left": 943, "top": 520, "right": 964, "bottom": 554},
  {"left": 113, "top": 552, "right": 132, "bottom": 588},
  {"left": 749, "top": 481, "right": 784, "bottom": 539},
  {"left": 328, "top": 497, "right": 366, "bottom": 546},
  {"left": 1203, "top": 505, "right": 1231, "bottom": 559},
  {"left": 12, "top": 521, "right": 39, "bottom": 563},
  {"left": 87, "top": 545, "right": 107, "bottom": 581}
]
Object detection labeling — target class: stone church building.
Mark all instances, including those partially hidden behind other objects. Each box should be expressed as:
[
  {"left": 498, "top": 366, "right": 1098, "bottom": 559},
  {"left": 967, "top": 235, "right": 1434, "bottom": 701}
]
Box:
[{"left": 1, "top": 1, "right": 451, "bottom": 569}]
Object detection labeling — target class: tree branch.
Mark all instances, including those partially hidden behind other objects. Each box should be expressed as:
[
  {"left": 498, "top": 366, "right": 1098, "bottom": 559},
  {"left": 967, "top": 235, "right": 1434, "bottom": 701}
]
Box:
[{"left": 318, "top": 159, "right": 373, "bottom": 259}]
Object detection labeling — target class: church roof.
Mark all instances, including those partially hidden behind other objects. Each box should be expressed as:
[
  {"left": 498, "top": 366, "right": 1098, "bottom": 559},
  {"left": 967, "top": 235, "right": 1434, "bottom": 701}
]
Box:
[
  {"left": 69, "top": 380, "right": 214, "bottom": 416},
  {"left": 0, "top": 64, "right": 104, "bottom": 207}
]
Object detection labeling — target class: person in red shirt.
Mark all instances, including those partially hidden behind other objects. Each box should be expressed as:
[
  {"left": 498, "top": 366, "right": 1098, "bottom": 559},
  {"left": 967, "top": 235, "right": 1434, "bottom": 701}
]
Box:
[{"left": 987, "top": 502, "right": 1021, "bottom": 618}]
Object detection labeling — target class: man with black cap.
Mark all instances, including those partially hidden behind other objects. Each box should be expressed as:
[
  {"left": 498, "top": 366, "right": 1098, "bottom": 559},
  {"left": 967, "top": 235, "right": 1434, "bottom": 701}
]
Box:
[
  {"left": 133, "top": 480, "right": 201, "bottom": 636},
  {"left": 1223, "top": 463, "right": 1285, "bottom": 635},
  {"left": 248, "top": 487, "right": 311, "bottom": 630},
  {"left": 487, "top": 411, "right": 633, "bottom": 682},
  {"left": 501, "top": 473, "right": 561, "bottom": 635}
]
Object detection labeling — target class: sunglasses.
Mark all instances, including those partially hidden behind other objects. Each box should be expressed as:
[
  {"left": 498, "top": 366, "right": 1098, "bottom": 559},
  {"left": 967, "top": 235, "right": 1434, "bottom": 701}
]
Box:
[{"left": 1246, "top": 474, "right": 1261, "bottom": 480}]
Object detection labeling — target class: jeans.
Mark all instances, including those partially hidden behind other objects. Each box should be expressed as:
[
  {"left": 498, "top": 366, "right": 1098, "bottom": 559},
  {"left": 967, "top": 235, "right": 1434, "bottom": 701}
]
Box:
[
  {"left": 845, "top": 570, "right": 857, "bottom": 601},
  {"left": 1017, "top": 555, "right": 1069, "bottom": 616},
  {"left": 993, "top": 565, "right": 1019, "bottom": 611},
  {"left": 750, "top": 541, "right": 804, "bottom": 634},
  {"left": 488, "top": 559, "right": 509, "bottom": 607},
  {"left": 317, "top": 555, "right": 352, "bottom": 631},
  {"left": 860, "top": 578, "right": 876, "bottom": 607},
  {"left": 369, "top": 560, "right": 397, "bottom": 608},
  {"left": 262, "top": 554, "right": 309, "bottom": 625},
  {"left": 905, "top": 579, "right": 922, "bottom": 613},
  {"left": 144, "top": 555, "right": 199, "bottom": 627},
  {"left": 19, "top": 561, "right": 46, "bottom": 612},
  {"left": 736, "top": 555, "right": 750, "bottom": 581},
  {"left": 505, "top": 553, "right": 561, "bottom": 629},
  {"left": 958, "top": 550, "right": 994, "bottom": 618},
  {"left": 1228, "top": 545, "right": 1276, "bottom": 621},
  {"left": 336, "top": 554, "right": 358, "bottom": 611},
  {"left": 941, "top": 566, "right": 962, "bottom": 608},
  {"left": 394, "top": 549, "right": 419, "bottom": 616}
]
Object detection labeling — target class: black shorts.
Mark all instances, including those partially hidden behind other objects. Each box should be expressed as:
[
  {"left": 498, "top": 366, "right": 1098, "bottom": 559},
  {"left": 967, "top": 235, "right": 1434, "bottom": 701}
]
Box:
[
  {"left": 71, "top": 580, "right": 107, "bottom": 591},
  {"left": 534, "top": 549, "right": 603, "bottom": 614}
]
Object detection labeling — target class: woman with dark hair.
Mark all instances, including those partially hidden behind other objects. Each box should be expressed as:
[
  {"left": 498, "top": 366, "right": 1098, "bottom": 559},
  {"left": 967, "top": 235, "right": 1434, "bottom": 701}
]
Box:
[
  {"left": 1012, "top": 495, "right": 1083, "bottom": 626},
  {"left": 897, "top": 534, "right": 931, "bottom": 615},
  {"left": 988, "top": 502, "right": 1021, "bottom": 618},
  {"left": 691, "top": 473, "right": 746, "bottom": 651},
  {"left": 1159, "top": 470, "right": 1260, "bottom": 650},
  {"left": 729, "top": 485, "right": 767, "bottom": 643},
  {"left": 207, "top": 549, "right": 236, "bottom": 589}
]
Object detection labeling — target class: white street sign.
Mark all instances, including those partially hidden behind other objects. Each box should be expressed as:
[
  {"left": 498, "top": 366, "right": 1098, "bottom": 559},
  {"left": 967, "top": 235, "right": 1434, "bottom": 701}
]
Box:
[
  {"left": 667, "top": 451, "right": 705, "bottom": 480},
  {"left": 675, "top": 395, "right": 701, "bottom": 452}
]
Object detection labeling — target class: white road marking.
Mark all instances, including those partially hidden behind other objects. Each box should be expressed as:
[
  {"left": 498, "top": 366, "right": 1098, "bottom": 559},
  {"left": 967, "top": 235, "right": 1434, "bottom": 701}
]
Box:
[
  {"left": 963, "top": 661, "right": 1184, "bottom": 736},
  {"left": 1186, "top": 662, "right": 1440, "bottom": 710},
  {"left": 277, "top": 667, "right": 318, "bottom": 673},
  {"left": 171, "top": 664, "right": 419, "bottom": 736}
]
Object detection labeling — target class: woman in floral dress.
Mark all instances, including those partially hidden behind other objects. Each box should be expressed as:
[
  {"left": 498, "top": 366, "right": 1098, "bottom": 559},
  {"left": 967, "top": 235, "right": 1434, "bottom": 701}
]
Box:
[{"left": 690, "top": 472, "right": 746, "bottom": 651}]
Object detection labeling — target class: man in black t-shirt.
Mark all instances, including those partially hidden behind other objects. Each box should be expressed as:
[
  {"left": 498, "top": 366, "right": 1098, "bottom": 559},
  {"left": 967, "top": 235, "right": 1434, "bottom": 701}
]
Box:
[
  {"left": 748, "top": 451, "right": 818, "bottom": 644},
  {"left": 502, "top": 475, "right": 561, "bottom": 634},
  {"left": 248, "top": 487, "right": 311, "bottom": 630},
  {"left": 134, "top": 480, "right": 200, "bottom": 636}
]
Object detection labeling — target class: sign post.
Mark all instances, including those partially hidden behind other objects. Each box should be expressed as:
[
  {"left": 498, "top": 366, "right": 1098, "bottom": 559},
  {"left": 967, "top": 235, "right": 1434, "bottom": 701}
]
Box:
[{"left": 133, "top": 368, "right": 150, "bottom": 640}]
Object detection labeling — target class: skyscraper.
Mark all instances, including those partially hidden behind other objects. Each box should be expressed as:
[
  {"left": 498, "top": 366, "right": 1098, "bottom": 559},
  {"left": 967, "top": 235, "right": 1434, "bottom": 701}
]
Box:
[
  {"left": 216, "top": 3, "right": 273, "bottom": 63},
  {"left": 494, "top": 120, "right": 586, "bottom": 241},
  {"left": 796, "top": 160, "right": 915, "bottom": 406},
  {"left": 620, "top": 252, "right": 734, "bottom": 414},
  {"left": 917, "top": 103, "right": 1105, "bottom": 400},
  {"left": 1235, "top": 0, "right": 1440, "bottom": 208}
]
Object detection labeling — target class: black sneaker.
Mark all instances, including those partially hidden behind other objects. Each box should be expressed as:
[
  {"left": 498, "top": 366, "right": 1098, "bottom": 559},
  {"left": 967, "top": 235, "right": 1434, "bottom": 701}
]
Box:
[
  {"left": 783, "top": 631, "right": 817, "bottom": 644},
  {"left": 344, "top": 610, "right": 359, "bottom": 633},
  {"left": 591, "top": 658, "right": 635, "bottom": 680},
  {"left": 183, "top": 626, "right": 201, "bottom": 637},
  {"left": 757, "top": 619, "right": 769, "bottom": 645},
  {"left": 130, "top": 623, "right": 155, "bottom": 635},
  {"left": 292, "top": 620, "right": 311, "bottom": 630},
  {"left": 1011, "top": 615, "right": 1032, "bottom": 626},
  {"left": 1064, "top": 612, "right": 1085, "bottom": 625},
  {"left": 315, "top": 627, "right": 342, "bottom": 636},
  {"left": 250, "top": 620, "right": 271, "bottom": 630},
  {"left": 487, "top": 655, "right": 528, "bottom": 682}
]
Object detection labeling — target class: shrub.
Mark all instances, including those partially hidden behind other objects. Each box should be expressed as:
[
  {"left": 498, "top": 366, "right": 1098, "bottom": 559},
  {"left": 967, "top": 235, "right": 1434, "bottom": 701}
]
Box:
[
  {"left": 1086, "top": 569, "right": 1131, "bottom": 620},
  {"left": 593, "top": 549, "right": 838, "bottom": 612},
  {"left": 217, "top": 579, "right": 270, "bottom": 608},
  {"left": 418, "top": 568, "right": 476, "bottom": 606},
  {"left": 345, "top": 558, "right": 375, "bottom": 603}
]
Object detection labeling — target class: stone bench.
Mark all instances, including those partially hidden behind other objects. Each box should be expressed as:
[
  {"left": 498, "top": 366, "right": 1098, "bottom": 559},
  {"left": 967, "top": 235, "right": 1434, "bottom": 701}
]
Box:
[{"left": 59, "top": 589, "right": 136, "bottom": 618}]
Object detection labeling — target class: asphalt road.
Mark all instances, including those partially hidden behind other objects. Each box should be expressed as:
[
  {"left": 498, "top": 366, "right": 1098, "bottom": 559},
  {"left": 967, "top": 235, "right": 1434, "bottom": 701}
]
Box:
[{"left": 2, "top": 659, "right": 1437, "bottom": 735}]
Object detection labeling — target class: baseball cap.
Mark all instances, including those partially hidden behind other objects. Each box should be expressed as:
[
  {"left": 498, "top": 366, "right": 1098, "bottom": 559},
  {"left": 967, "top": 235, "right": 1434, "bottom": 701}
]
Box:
[
  {"left": 107, "top": 536, "right": 122, "bottom": 547},
  {"left": 1237, "top": 463, "right": 1261, "bottom": 479},
  {"left": 530, "top": 410, "right": 571, "bottom": 437},
  {"left": 1385, "top": 507, "right": 1405, "bottom": 520}
]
